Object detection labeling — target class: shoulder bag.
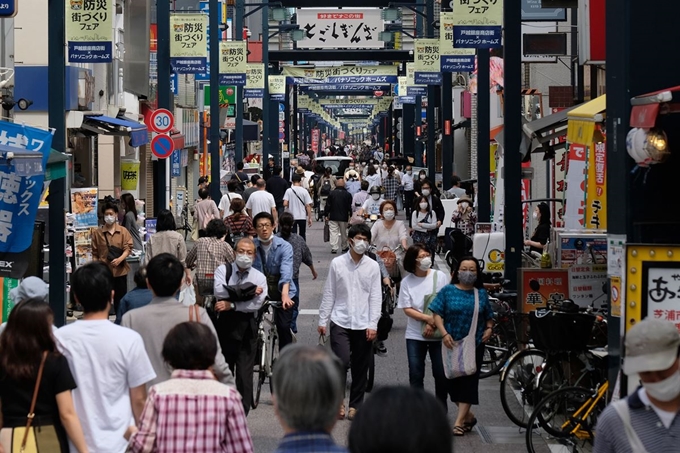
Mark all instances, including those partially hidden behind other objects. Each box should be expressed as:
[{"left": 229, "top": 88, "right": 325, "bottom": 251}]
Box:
[
  {"left": 289, "top": 187, "right": 308, "bottom": 211},
  {"left": 103, "top": 231, "right": 124, "bottom": 262},
  {"left": 421, "top": 271, "right": 443, "bottom": 339},
  {"left": 611, "top": 398, "right": 650, "bottom": 453},
  {"left": 441, "top": 288, "right": 479, "bottom": 379},
  {"left": 258, "top": 247, "right": 282, "bottom": 300}
]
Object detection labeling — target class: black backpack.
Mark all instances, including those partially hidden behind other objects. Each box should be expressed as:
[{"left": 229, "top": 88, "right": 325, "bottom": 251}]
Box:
[{"left": 320, "top": 178, "right": 332, "bottom": 196}]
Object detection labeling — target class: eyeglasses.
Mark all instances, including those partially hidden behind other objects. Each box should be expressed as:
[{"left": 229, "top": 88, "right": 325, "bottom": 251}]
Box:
[{"left": 256, "top": 223, "right": 272, "bottom": 229}]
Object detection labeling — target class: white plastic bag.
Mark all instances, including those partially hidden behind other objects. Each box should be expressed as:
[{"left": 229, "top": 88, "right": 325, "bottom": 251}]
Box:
[{"left": 179, "top": 284, "right": 196, "bottom": 306}]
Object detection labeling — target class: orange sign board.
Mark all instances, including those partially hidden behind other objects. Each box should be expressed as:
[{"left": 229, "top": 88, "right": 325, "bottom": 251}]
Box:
[{"left": 519, "top": 268, "right": 570, "bottom": 314}]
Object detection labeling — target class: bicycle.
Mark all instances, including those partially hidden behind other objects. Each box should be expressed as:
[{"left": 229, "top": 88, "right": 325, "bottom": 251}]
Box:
[
  {"left": 481, "top": 285, "right": 522, "bottom": 379},
  {"left": 176, "top": 203, "right": 192, "bottom": 240},
  {"left": 525, "top": 380, "right": 610, "bottom": 452},
  {"left": 252, "top": 299, "right": 281, "bottom": 409}
]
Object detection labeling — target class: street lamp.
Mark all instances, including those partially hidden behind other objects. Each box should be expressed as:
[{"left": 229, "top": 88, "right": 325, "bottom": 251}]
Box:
[
  {"left": 381, "top": 7, "right": 401, "bottom": 21},
  {"left": 271, "top": 7, "right": 290, "bottom": 21}
]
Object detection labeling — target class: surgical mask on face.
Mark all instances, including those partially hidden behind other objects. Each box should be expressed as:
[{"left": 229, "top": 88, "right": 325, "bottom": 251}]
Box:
[
  {"left": 419, "top": 174, "right": 426, "bottom": 180},
  {"left": 382, "top": 165, "right": 387, "bottom": 169},
  {"left": 258, "top": 232, "right": 272, "bottom": 243},
  {"left": 351, "top": 239, "right": 369, "bottom": 255},
  {"left": 372, "top": 194, "right": 381, "bottom": 201},
  {"left": 419, "top": 202, "right": 429, "bottom": 210},
  {"left": 643, "top": 369, "right": 680, "bottom": 402},
  {"left": 383, "top": 210, "right": 395, "bottom": 220},
  {"left": 407, "top": 170, "right": 413, "bottom": 175},
  {"left": 374, "top": 165, "right": 379, "bottom": 169},
  {"left": 235, "top": 254, "right": 253, "bottom": 269},
  {"left": 461, "top": 202, "right": 470, "bottom": 209},
  {"left": 418, "top": 257, "right": 432, "bottom": 271},
  {"left": 421, "top": 189, "right": 431, "bottom": 197},
  {"left": 533, "top": 212, "right": 538, "bottom": 219},
  {"left": 458, "top": 270, "right": 477, "bottom": 286},
  {"left": 104, "top": 215, "right": 116, "bottom": 225}
]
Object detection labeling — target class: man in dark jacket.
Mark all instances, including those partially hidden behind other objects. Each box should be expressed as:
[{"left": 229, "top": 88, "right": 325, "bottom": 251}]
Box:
[
  {"left": 231, "top": 161, "right": 249, "bottom": 193},
  {"left": 263, "top": 157, "right": 275, "bottom": 181},
  {"left": 325, "top": 178, "right": 353, "bottom": 254},
  {"left": 266, "top": 166, "right": 289, "bottom": 220}
]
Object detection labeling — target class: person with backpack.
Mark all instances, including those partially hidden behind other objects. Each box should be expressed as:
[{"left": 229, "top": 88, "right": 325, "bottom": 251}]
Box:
[
  {"left": 317, "top": 167, "right": 337, "bottom": 217},
  {"left": 283, "top": 173, "right": 313, "bottom": 240},
  {"left": 224, "top": 198, "right": 255, "bottom": 246}
]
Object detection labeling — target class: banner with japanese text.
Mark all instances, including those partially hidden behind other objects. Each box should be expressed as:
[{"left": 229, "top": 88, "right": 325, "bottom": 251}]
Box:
[
  {"left": 245, "top": 63, "right": 265, "bottom": 98},
  {"left": 170, "top": 14, "right": 208, "bottom": 74},
  {"left": 0, "top": 122, "right": 53, "bottom": 278},
  {"left": 585, "top": 140, "right": 607, "bottom": 229},
  {"left": 0, "top": 277, "right": 20, "bottom": 323},
  {"left": 440, "top": 11, "right": 475, "bottom": 72},
  {"left": 414, "top": 39, "right": 442, "bottom": 85},
  {"left": 451, "top": 0, "right": 503, "bottom": 49},
  {"left": 296, "top": 9, "right": 384, "bottom": 49},
  {"left": 268, "top": 75, "right": 286, "bottom": 101},
  {"left": 219, "top": 41, "right": 246, "bottom": 86},
  {"left": 564, "top": 143, "right": 587, "bottom": 230},
  {"left": 66, "top": 0, "right": 114, "bottom": 62}
]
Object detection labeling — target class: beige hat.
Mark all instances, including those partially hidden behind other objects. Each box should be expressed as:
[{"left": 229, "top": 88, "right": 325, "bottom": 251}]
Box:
[
  {"left": 623, "top": 318, "right": 680, "bottom": 375},
  {"left": 295, "top": 167, "right": 306, "bottom": 175}
]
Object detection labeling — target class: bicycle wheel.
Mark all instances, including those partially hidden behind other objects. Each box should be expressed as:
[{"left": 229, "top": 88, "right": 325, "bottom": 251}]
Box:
[
  {"left": 534, "top": 353, "right": 570, "bottom": 406},
  {"left": 366, "top": 346, "right": 376, "bottom": 392},
  {"left": 500, "top": 349, "right": 547, "bottom": 428},
  {"left": 480, "top": 321, "right": 512, "bottom": 379},
  {"left": 526, "top": 386, "right": 603, "bottom": 453},
  {"left": 269, "top": 333, "right": 279, "bottom": 395},
  {"left": 252, "top": 338, "right": 266, "bottom": 410}
]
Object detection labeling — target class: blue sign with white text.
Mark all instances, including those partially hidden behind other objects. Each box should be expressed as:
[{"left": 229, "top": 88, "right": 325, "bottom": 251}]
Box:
[
  {"left": 171, "top": 150, "right": 181, "bottom": 177},
  {"left": 453, "top": 26, "right": 502, "bottom": 49},
  {"left": 407, "top": 86, "right": 427, "bottom": 96},
  {"left": 441, "top": 55, "right": 476, "bottom": 72},
  {"left": 0, "top": 0, "right": 16, "bottom": 18},
  {"left": 244, "top": 89, "right": 264, "bottom": 98},
  {"left": 68, "top": 42, "right": 113, "bottom": 63},
  {"left": 171, "top": 57, "right": 208, "bottom": 74},
  {"left": 398, "top": 96, "right": 416, "bottom": 104},
  {"left": 171, "top": 73, "right": 179, "bottom": 95},
  {"left": 414, "top": 72, "right": 442, "bottom": 85},
  {"left": 219, "top": 74, "right": 246, "bottom": 86}
]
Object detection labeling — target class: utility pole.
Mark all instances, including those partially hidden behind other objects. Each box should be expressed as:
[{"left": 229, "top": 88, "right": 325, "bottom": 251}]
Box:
[
  {"left": 234, "top": 0, "right": 245, "bottom": 163},
  {"left": 155, "top": 0, "right": 170, "bottom": 212},
  {"left": 209, "top": 0, "right": 221, "bottom": 203},
  {"left": 477, "top": 48, "right": 490, "bottom": 222}
]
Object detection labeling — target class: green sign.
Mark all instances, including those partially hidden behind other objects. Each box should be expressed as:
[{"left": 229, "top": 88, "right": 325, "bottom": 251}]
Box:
[
  {"left": 226, "top": 104, "right": 235, "bottom": 117},
  {"left": 204, "top": 85, "right": 237, "bottom": 105}
]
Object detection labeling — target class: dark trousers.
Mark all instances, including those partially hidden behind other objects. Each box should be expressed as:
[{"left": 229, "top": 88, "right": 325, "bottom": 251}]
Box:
[
  {"left": 292, "top": 219, "right": 307, "bottom": 240},
  {"left": 291, "top": 278, "right": 300, "bottom": 334},
  {"left": 219, "top": 316, "right": 257, "bottom": 415},
  {"left": 112, "top": 275, "right": 128, "bottom": 317},
  {"left": 274, "top": 305, "right": 294, "bottom": 350},
  {"left": 406, "top": 339, "right": 448, "bottom": 410},
  {"left": 404, "top": 190, "right": 415, "bottom": 226},
  {"left": 330, "top": 322, "right": 373, "bottom": 409}
]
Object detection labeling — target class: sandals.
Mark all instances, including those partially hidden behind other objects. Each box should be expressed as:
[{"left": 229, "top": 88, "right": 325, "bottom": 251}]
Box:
[
  {"left": 463, "top": 417, "right": 478, "bottom": 432},
  {"left": 452, "top": 426, "right": 466, "bottom": 436}
]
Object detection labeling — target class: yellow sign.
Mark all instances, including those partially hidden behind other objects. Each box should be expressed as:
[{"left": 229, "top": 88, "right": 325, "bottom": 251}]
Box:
[
  {"left": 398, "top": 76, "right": 408, "bottom": 96},
  {"left": 440, "top": 11, "right": 476, "bottom": 56},
  {"left": 282, "top": 66, "right": 398, "bottom": 78},
  {"left": 451, "top": 0, "right": 503, "bottom": 25},
  {"left": 170, "top": 14, "right": 207, "bottom": 58},
  {"left": 268, "top": 75, "right": 286, "bottom": 95},
  {"left": 585, "top": 141, "right": 607, "bottom": 230},
  {"left": 121, "top": 161, "right": 140, "bottom": 191},
  {"left": 610, "top": 276, "right": 621, "bottom": 318},
  {"left": 246, "top": 63, "right": 265, "bottom": 89},
  {"left": 219, "top": 41, "right": 246, "bottom": 74},
  {"left": 66, "top": 0, "right": 114, "bottom": 62},
  {"left": 414, "top": 39, "right": 441, "bottom": 73},
  {"left": 298, "top": 97, "right": 310, "bottom": 111}
]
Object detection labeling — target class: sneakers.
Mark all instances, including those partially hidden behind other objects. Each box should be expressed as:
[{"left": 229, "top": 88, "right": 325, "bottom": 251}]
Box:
[
  {"left": 331, "top": 249, "right": 338, "bottom": 254},
  {"left": 376, "top": 341, "right": 388, "bottom": 357},
  {"left": 348, "top": 408, "right": 357, "bottom": 420}
]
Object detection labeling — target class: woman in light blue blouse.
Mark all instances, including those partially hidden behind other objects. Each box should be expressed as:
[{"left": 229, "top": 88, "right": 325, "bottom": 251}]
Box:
[{"left": 428, "top": 257, "right": 494, "bottom": 437}]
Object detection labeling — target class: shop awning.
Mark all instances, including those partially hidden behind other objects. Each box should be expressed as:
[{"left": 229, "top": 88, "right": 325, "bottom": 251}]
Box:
[
  {"left": 82, "top": 115, "right": 149, "bottom": 148},
  {"left": 523, "top": 104, "right": 581, "bottom": 150},
  {"left": 630, "top": 85, "right": 680, "bottom": 128},
  {"left": 567, "top": 95, "right": 607, "bottom": 144}
]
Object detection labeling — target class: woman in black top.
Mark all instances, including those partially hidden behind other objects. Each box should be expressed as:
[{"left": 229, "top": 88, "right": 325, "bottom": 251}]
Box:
[
  {"left": 0, "top": 299, "right": 88, "bottom": 453},
  {"left": 525, "top": 202, "right": 551, "bottom": 254},
  {"left": 121, "top": 193, "right": 143, "bottom": 251}
]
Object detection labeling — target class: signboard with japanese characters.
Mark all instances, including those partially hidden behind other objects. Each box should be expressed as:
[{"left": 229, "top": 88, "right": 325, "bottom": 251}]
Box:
[
  {"left": 283, "top": 65, "right": 398, "bottom": 84},
  {"left": 0, "top": 122, "right": 52, "bottom": 279},
  {"left": 66, "top": 0, "right": 114, "bottom": 62},
  {"left": 170, "top": 13, "right": 208, "bottom": 74},
  {"left": 440, "top": 12, "right": 475, "bottom": 72},
  {"left": 585, "top": 140, "right": 607, "bottom": 230},
  {"left": 219, "top": 41, "right": 246, "bottom": 86},
  {"left": 645, "top": 264, "right": 680, "bottom": 332},
  {"left": 568, "top": 264, "right": 607, "bottom": 307},
  {"left": 245, "top": 63, "right": 265, "bottom": 98},
  {"left": 563, "top": 143, "right": 586, "bottom": 230},
  {"left": 413, "top": 39, "right": 442, "bottom": 85},
  {"left": 296, "top": 8, "right": 384, "bottom": 49},
  {"left": 519, "top": 268, "right": 570, "bottom": 314},
  {"left": 450, "top": 0, "right": 503, "bottom": 49},
  {"left": 269, "top": 75, "right": 286, "bottom": 101}
]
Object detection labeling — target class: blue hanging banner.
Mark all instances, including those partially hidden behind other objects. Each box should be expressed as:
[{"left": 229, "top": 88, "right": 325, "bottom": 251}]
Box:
[
  {"left": 0, "top": 121, "right": 52, "bottom": 278},
  {"left": 171, "top": 150, "right": 181, "bottom": 177},
  {"left": 441, "top": 55, "right": 476, "bottom": 73},
  {"left": 453, "top": 26, "right": 502, "bottom": 49}
]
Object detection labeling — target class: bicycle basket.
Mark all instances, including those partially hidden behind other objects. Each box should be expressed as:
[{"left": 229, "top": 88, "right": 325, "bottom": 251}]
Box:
[{"left": 529, "top": 311, "right": 596, "bottom": 352}]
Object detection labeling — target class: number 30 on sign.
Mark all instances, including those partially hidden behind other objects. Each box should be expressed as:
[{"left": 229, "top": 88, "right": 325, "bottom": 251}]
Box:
[{"left": 149, "top": 109, "right": 175, "bottom": 134}]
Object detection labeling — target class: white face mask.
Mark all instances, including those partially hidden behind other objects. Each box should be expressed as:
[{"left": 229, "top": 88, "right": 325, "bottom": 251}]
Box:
[
  {"left": 235, "top": 253, "right": 253, "bottom": 269},
  {"left": 383, "top": 210, "right": 395, "bottom": 220},
  {"left": 382, "top": 165, "right": 387, "bottom": 169},
  {"left": 461, "top": 202, "right": 470, "bottom": 209},
  {"left": 533, "top": 212, "right": 539, "bottom": 219},
  {"left": 643, "top": 368, "right": 680, "bottom": 402},
  {"left": 407, "top": 170, "right": 412, "bottom": 175},
  {"left": 419, "top": 174, "right": 426, "bottom": 180},
  {"left": 372, "top": 194, "right": 380, "bottom": 201},
  {"left": 418, "top": 257, "right": 432, "bottom": 271},
  {"left": 104, "top": 215, "right": 116, "bottom": 225},
  {"left": 419, "top": 202, "right": 429, "bottom": 210},
  {"left": 421, "top": 189, "right": 430, "bottom": 197},
  {"left": 351, "top": 239, "right": 369, "bottom": 255},
  {"left": 258, "top": 232, "right": 273, "bottom": 243}
]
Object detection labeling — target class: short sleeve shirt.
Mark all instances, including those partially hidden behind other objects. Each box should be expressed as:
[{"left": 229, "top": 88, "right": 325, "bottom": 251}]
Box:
[
  {"left": 283, "top": 187, "right": 312, "bottom": 220},
  {"left": 427, "top": 285, "right": 493, "bottom": 344}
]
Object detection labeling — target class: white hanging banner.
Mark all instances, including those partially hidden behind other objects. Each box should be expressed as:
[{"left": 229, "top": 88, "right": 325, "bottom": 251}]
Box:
[{"left": 296, "top": 8, "right": 385, "bottom": 49}]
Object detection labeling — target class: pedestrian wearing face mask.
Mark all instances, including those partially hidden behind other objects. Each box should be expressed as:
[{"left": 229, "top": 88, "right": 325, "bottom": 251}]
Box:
[
  {"left": 428, "top": 257, "right": 494, "bottom": 436},
  {"left": 451, "top": 196, "right": 477, "bottom": 238},
  {"left": 91, "top": 201, "right": 133, "bottom": 315},
  {"left": 318, "top": 224, "right": 382, "bottom": 421},
  {"left": 411, "top": 196, "right": 439, "bottom": 259},
  {"left": 524, "top": 202, "right": 551, "bottom": 254},
  {"left": 594, "top": 318, "right": 680, "bottom": 453},
  {"left": 402, "top": 166, "right": 415, "bottom": 225},
  {"left": 382, "top": 166, "right": 400, "bottom": 202},
  {"left": 417, "top": 180, "right": 445, "bottom": 245},
  {"left": 370, "top": 200, "right": 409, "bottom": 280},
  {"left": 413, "top": 170, "right": 429, "bottom": 196},
  {"left": 360, "top": 186, "right": 385, "bottom": 218},
  {"left": 365, "top": 165, "right": 381, "bottom": 191}
]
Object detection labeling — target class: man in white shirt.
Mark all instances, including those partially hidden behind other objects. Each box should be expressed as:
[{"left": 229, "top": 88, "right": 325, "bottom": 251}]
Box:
[
  {"left": 352, "top": 180, "right": 370, "bottom": 214},
  {"left": 318, "top": 223, "right": 382, "bottom": 421},
  {"left": 218, "top": 179, "right": 244, "bottom": 218},
  {"left": 360, "top": 186, "right": 385, "bottom": 217},
  {"left": 56, "top": 262, "right": 156, "bottom": 453},
  {"left": 213, "top": 237, "right": 268, "bottom": 415},
  {"left": 283, "top": 173, "right": 313, "bottom": 240},
  {"left": 246, "top": 178, "right": 278, "bottom": 226}
]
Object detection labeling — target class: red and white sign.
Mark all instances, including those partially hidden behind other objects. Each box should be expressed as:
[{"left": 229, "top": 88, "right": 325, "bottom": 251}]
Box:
[
  {"left": 311, "top": 129, "right": 320, "bottom": 154},
  {"left": 564, "top": 143, "right": 587, "bottom": 230},
  {"left": 578, "top": 0, "right": 605, "bottom": 64},
  {"left": 150, "top": 134, "right": 174, "bottom": 159},
  {"left": 149, "top": 108, "right": 174, "bottom": 134}
]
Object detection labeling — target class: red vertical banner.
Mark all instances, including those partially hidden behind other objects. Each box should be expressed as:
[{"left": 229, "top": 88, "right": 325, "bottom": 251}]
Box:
[
  {"left": 444, "top": 120, "right": 451, "bottom": 135},
  {"left": 311, "top": 129, "right": 320, "bottom": 155},
  {"left": 521, "top": 161, "right": 531, "bottom": 233}
]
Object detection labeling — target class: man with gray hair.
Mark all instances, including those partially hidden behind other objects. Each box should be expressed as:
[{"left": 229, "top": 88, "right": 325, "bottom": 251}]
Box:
[{"left": 272, "top": 344, "right": 348, "bottom": 453}]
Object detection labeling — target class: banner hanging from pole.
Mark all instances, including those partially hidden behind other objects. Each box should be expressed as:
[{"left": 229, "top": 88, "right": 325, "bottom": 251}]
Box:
[
  {"left": 413, "top": 39, "right": 442, "bottom": 85},
  {"left": 245, "top": 63, "right": 265, "bottom": 98},
  {"left": 170, "top": 13, "right": 208, "bottom": 74},
  {"left": 219, "top": 41, "right": 247, "bottom": 86},
  {"left": 66, "top": 0, "right": 114, "bottom": 62}
]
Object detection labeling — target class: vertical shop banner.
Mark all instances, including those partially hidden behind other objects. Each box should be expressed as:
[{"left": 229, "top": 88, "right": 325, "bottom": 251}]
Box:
[
  {"left": 413, "top": 39, "right": 442, "bottom": 85},
  {"left": 311, "top": 129, "right": 320, "bottom": 154},
  {"left": 71, "top": 188, "right": 99, "bottom": 228},
  {"left": 564, "top": 143, "right": 587, "bottom": 230},
  {"left": 66, "top": 0, "right": 114, "bottom": 62},
  {"left": 295, "top": 9, "right": 384, "bottom": 49},
  {"left": 552, "top": 149, "right": 567, "bottom": 228},
  {"left": 245, "top": 63, "right": 265, "bottom": 98},
  {"left": 450, "top": 0, "right": 503, "bottom": 49},
  {"left": 120, "top": 161, "right": 140, "bottom": 191},
  {"left": 0, "top": 276, "right": 20, "bottom": 323},
  {"left": 585, "top": 141, "right": 607, "bottom": 230},
  {"left": 171, "top": 150, "right": 181, "bottom": 177},
  {"left": 269, "top": 75, "right": 286, "bottom": 101},
  {"left": 521, "top": 161, "right": 531, "bottom": 233},
  {"left": 219, "top": 41, "right": 246, "bottom": 86},
  {"left": 170, "top": 14, "right": 208, "bottom": 74},
  {"left": 439, "top": 11, "right": 475, "bottom": 72}
]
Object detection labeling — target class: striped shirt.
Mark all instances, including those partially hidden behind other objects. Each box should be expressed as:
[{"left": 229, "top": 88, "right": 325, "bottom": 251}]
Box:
[
  {"left": 224, "top": 214, "right": 255, "bottom": 238},
  {"left": 594, "top": 387, "right": 680, "bottom": 453},
  {"left": 128, "top": 369, "right": 253, "bottom": 453}
]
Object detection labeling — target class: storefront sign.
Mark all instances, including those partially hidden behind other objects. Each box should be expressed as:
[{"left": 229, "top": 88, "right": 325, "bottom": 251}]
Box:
[
  {"left": 311, "top": 129, "right": 320, "bottom": 154},
  {"left": 71, "top": 188, "right": 99, "bottom": 228},
  {"left": 171, "top": 150, "right": 181, "bottom": 177},
  {"left": 414, "top": 39, "right": 441, "bottom": 85},
  {"left": 646, "top": 264, "right": 680, "bottom": 331},
  {"left": 170, "top": 14, "right": 208, "bottom": 74},
  {"left": 564, "top": 143, "right": 586, "bottom": 229},
  {"left": 519, "top": 268, "right": 570, "bottom": 313},
  {"left": 66, "top": 0, "right": 114, "bottom": 62},
  {"left": 245, "top": 63, "right": 265, "bottom": 98},
  {"left": 552, "top": 148, "right": 567, "bottom": 227},
  {"left": 585, "top": 141, "right": 607, "bottom": 229},
  {"left": 269, "top": 75, "right": 286, "bottom": 101},
  {"left": 219, "top": 41, "right": 247, "bottom": 86},
  {"left": 120, "top": 161, "right": 140, "bottom": 191},
  {"left": 568, "top": 264, "right": 607, "bottom": 306},
  {"left": 295, "top": 9, "right": 384, "bottom": 50}
]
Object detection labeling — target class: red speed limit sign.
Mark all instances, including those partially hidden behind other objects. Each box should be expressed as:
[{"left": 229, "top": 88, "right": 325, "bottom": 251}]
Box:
[{"left": 149, "top": 108, "right": 174, "bottom": 134}]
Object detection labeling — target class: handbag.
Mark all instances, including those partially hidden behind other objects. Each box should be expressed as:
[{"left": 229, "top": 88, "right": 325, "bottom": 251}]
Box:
[
  {"left": 323, "top": 222, "right": 330, "bottom": 243},
  {"left": 421, "top": 271, "right": 443, "bottom": 339},
  {"left": 103, "top": 232, "right": 124, "bottom": 262},
  {"left": 12, "top": 352, "right": 52, "bottom": 453},
  {"left": 441, "top": 288, "right": 480, "bottom": 379}
]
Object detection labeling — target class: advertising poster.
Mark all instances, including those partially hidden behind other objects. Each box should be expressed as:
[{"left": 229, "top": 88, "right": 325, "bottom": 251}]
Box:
[
  {"left": 219, "top": 41, "right": 247, "bottom": 86},
  {"left": 269, "top": 75, "right": 286, "bottom": 101},
  {"left": 245, "top": 63, "right": 265, "bottom": 98},
  {"left": 145, "top": 218, "right": 157, "bottom": 242},
  {"left": 74, "top": 229, "right": 93, "bottom": 268},
  {"left": 170, "top": 13, "right": 208, "bottom": 73},
  {"left": 563, "top": 143, "right": 587, "bottom": 230},
  {"left": 520, "top": 268, "right": 570, "bottom": 313},
  {"left": 585, "top": 140, "right": 607, "bottom": 229},
  {"left": 120, "top": 161, "right": 140, "bottom": 191},
  {"left": 568, "top": 264, "right": 608, "bottom": 307},
  {"left": 450, "top": 0, "right": 503, "bottom": 49},
  {"left": 413, "top": 39, "right": 442, "bottom": 85},
  {"left": 0, "top": 276, "right": 20, "bottom": 323},
  {"left": 66, "top": 0, "right": 114, "bottom": 62},
  {"left": 439, "top": 11, "right": 475, "bottom": 72},
  {"left": 71, "top": 188, "right": 99, "bottom": 228}
]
